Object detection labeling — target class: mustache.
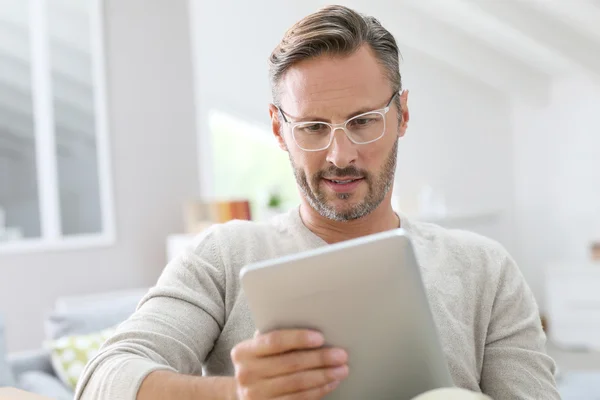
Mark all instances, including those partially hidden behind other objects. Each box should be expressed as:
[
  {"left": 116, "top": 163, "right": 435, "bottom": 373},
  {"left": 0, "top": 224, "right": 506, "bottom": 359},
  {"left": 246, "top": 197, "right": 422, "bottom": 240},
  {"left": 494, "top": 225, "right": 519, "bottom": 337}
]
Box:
[{"left": 318, "top": 165, "right": 368, "bottom": 179}]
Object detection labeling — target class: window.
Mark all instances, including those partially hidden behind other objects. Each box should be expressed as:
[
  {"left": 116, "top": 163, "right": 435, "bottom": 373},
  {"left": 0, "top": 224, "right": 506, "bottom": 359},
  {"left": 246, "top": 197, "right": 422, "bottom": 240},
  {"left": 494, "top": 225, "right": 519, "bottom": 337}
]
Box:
[
  {"left": 0, "top": 0, "right": 113, "bottom": 252},
  {"left": 208, "top": 110, "right": 299, "bottom": 220}
]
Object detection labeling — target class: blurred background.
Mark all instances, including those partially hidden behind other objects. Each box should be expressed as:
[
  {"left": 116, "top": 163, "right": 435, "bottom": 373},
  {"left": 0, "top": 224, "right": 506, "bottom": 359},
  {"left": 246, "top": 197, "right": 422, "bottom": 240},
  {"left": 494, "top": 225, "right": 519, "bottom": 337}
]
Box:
[{"left": 0, "top": 0, "right": 599, "bottom": 398}]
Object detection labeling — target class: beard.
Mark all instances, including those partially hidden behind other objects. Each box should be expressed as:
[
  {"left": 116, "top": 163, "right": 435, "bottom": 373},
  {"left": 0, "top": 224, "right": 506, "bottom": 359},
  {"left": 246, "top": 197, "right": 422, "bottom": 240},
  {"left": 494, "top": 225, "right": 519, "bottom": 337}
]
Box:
[{"left": 290, "top": 139, "right": 398, "bottom": 222}]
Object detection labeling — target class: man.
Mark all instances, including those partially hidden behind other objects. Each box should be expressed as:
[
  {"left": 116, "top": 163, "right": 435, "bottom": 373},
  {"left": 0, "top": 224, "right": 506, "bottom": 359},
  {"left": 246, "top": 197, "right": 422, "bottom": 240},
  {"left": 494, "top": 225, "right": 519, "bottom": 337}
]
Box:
[{"left": 76, "top": 5, "right": 559, "bottom": 400}]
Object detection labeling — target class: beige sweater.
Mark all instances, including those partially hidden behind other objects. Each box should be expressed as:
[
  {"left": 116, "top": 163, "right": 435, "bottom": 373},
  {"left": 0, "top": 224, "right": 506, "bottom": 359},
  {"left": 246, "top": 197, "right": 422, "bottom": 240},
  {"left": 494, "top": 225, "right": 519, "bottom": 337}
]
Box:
[{"left": 76, "top": 208, "right": 560, "bottom": 399}]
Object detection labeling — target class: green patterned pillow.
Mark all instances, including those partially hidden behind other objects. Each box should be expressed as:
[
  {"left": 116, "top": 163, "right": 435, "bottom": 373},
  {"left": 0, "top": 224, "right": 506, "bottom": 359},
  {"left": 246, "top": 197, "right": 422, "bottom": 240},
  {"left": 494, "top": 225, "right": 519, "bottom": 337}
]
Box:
[{"left": 45, "top": 326, "right": 116, "bottom": 389}]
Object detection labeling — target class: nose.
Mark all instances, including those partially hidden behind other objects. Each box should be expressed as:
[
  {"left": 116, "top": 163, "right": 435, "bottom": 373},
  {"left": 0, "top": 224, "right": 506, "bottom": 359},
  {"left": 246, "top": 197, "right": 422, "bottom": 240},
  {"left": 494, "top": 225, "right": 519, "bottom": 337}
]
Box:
[{"left": 325, "top": 127, "right": 358, "bottom": 168}]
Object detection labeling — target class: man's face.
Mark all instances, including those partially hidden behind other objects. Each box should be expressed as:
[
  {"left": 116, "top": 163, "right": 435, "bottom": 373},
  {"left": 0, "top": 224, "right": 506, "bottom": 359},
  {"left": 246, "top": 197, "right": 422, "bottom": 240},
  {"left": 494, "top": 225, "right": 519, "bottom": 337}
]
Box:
[{"left": 271, "top": 46, "right": 408, "bottom": 221}]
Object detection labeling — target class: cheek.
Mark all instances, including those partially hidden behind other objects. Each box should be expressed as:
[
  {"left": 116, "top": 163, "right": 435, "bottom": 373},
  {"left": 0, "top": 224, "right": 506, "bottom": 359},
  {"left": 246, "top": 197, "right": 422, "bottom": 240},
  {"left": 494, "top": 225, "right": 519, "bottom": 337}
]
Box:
[
  {"left": 299, "top": 154, "right": 330, "bottom": 183},
  {"left": 302, "top": 153, "right": 325, "bottom": 174},
  {"left": 358, "top": 143, "right": 387, "bottom": 171}
]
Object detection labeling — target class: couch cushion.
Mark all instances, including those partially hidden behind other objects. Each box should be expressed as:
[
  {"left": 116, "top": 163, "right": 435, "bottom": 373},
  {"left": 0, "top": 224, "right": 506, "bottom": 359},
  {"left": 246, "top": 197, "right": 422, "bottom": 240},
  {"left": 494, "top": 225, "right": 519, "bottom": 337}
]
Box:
[
  {"left": 17, "top": 370, "right": 73, "bottom": 400},
  {"left": 45, "top": 306, "right": 130, "bottom": 341},
  {"left": 7, "top": 348, "right": 54, "bottom": 379},
  {"left": 53, "top": 288, "right": 149, "bottom": 314},
  {"left": 0, "top": 315, "right": 17, "bottom": 387}
]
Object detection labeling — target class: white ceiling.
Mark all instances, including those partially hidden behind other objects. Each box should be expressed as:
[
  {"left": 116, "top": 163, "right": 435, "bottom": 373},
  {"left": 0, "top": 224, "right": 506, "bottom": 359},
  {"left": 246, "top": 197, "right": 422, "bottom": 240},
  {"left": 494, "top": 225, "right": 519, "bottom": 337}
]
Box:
[{"left": 374, "top": 0, "right": 600, "bottom": 103}]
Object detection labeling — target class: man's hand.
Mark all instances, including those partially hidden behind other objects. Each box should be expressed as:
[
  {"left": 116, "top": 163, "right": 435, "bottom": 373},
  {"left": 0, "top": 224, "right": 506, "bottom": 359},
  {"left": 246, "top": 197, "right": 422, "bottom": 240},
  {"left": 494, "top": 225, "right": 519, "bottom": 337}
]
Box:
[{"left": 231, "top": 329, "right": 349, "bottom": 399}]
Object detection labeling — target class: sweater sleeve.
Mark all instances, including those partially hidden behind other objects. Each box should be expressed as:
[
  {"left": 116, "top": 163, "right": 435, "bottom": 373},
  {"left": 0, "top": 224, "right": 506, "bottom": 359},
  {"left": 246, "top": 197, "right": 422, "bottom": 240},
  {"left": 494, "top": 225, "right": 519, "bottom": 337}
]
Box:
[
  {"left": 480, "top": 252, "right": 560, "bottom": 399},
  {"left": 75, "top": 229, "right": 226, "bottom": 400}
]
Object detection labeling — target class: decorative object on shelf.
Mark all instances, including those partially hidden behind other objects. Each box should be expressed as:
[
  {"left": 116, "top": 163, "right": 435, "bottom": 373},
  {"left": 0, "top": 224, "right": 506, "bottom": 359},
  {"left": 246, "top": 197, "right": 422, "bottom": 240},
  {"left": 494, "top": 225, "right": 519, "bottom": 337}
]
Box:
[
  {"left": 260, "top": 186, "right": 286, "bottom": 220},
  {"left": 591, "top": 241, "right": 600, "bottom": 262},
  {"left": 268, "top": 190, "right": 283, "bottom": 209},
  {"left": 183, "top": 199, "right": 251, "bottom": 233},
  {"left": 540, "top": 314, "right": 548, "bottom": 333}
]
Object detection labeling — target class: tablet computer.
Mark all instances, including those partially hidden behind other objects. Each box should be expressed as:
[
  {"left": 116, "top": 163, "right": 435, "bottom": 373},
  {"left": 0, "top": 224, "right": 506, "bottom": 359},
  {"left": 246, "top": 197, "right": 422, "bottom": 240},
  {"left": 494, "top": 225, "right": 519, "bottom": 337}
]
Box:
[{"left": 240, "top": 228, "right": 453, "bottom": 399}]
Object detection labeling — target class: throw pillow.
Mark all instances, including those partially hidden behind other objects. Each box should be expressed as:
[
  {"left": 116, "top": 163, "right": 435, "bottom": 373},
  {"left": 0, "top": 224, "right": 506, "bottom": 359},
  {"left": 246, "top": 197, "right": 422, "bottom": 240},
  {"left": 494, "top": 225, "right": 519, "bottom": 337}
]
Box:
[
  {"left": 45, "top": 326, "right": 116, "bottom": 390},
  {"left": 0, "top": 315, "right": 16, "bottom": 387}
]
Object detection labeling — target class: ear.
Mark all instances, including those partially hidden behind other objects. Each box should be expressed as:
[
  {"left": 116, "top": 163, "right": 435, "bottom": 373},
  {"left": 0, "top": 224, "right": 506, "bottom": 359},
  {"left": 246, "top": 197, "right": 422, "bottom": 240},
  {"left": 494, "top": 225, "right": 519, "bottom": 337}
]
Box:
[
  {"left": 398, "top": 90, "right": 410, "bottom": 138},
  {"left": 269, "top": 104, "right": 288, "bottom": 151}
]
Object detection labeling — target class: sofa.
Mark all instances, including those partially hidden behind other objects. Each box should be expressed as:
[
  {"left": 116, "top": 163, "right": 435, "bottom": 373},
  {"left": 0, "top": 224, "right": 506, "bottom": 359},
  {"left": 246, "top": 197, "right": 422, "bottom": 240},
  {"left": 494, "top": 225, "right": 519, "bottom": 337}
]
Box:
[
  {"left": 0, "top": 315, "right": 17, "bottom": 389},
  {"left": 6, "top": 288, "right": 149, "bottom": 399}
]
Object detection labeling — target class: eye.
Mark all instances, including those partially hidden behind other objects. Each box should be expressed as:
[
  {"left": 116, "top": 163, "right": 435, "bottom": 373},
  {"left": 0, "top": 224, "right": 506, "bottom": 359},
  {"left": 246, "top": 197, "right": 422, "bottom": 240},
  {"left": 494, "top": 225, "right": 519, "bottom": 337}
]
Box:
[
  {"left": 348, "top": 117, "right": 375, "bottom": 128},
  {"left": 307, "top": 124, "right": 324, "bottom": 131},
  {"left": 298, "top": 123, "right": 328, "bottom": 134},
  {"left": 354, "top": 118, "right": 371, "bottom": 125}
]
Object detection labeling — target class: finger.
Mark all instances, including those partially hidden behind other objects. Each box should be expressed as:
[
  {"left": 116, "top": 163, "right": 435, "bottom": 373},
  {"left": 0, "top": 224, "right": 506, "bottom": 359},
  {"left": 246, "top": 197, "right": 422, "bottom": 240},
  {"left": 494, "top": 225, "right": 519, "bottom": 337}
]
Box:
[
  {"left": 248, "top": 330, "right": 325, "bottom": 358},
  {"left": 249, "top": 348, "right": 347, "bottom": 381},
  {"left": 231, "top": 330, "right": 324, "bottom": 365},
  {"left": 275, "top": 380, "right": 341, "bottom": 400},
  {"left": 259, "top": 365, "right": 349, "bottom": 398}
]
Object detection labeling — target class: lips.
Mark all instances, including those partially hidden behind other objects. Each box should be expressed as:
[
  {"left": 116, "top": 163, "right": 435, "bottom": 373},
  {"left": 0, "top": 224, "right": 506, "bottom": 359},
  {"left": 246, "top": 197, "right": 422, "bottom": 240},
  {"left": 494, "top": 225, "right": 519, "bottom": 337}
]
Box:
[
  {"left": 322, "top": 177, "right": 364, "bottom": 193},
  {"left": 327, "top": 179, "right": 361, "bottom": 184}
]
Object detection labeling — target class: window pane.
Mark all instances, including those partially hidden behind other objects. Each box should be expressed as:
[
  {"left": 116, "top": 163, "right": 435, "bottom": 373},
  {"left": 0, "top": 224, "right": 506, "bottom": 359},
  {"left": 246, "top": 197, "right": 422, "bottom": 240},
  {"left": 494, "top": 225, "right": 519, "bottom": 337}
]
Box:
[
  {"left": 48, "top": 0, "right": 102, "bottom": 235},
  {"left": 0, "top": 0, "right": 41, "bottom": 240},
  {"left": 209, "top": 110, "right": 299, "bottom": 219}
]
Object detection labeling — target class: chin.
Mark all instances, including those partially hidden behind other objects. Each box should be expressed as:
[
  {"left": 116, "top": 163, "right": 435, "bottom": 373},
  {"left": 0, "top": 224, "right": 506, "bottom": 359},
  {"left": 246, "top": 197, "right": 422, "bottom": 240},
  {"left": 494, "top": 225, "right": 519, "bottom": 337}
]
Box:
[{"left": 325, "top": 200, "right": 363, "bottom": 215}]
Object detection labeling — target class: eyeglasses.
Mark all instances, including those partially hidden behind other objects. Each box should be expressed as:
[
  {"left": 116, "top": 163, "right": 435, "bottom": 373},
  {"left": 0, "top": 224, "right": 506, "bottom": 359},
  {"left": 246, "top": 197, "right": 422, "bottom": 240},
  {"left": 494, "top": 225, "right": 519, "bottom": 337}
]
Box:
[{"left": 275, "top": 91, "right": 400, "bottom": 152}]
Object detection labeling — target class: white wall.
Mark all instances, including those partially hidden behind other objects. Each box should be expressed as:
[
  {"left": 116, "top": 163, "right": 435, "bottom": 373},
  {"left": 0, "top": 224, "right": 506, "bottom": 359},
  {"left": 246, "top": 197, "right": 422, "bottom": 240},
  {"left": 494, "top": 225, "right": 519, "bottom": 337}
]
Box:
[
  {"left": 0, "top": 0, "right": 198, "bottom": 352},
  {"left": 191, "top": 1, "right": 518, "bottom": 252},
  {"left": 513, "top": 75, "right": 600, "bottom": 310},
  {"left": 394, "top": 48, "right": 517, "bottom": 253}
]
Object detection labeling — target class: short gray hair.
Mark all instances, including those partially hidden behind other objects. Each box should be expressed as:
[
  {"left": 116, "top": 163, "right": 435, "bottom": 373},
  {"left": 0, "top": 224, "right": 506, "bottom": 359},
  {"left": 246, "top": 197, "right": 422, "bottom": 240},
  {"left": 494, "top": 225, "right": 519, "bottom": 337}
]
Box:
[{"left": 268, "top": 5, "right": 402, "bottom": 106}]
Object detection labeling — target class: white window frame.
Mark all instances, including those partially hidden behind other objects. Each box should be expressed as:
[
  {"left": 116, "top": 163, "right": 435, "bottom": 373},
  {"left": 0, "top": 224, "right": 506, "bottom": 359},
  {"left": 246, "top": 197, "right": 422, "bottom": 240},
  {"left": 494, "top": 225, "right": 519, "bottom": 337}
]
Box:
[
  {"left": 0, "top": 0, "right": 115, "bottom": 254},
  {"left": 189, "top": 0, "right": 214, "bottom": 199}
]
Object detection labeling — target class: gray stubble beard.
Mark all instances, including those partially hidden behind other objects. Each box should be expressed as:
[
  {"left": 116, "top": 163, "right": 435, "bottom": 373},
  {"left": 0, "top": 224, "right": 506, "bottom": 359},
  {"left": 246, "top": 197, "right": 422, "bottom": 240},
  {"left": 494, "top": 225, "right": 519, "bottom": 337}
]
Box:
[{"left": 290, "top": 139, "right": 398, "bottom": 222}]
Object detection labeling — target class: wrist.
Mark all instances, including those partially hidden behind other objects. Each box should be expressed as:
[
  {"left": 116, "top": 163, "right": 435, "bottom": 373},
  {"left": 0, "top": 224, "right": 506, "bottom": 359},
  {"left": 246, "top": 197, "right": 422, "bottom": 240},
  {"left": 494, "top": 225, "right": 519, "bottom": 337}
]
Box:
[{"left": 225, "top": 377, "right": 238, "bottom": 400}]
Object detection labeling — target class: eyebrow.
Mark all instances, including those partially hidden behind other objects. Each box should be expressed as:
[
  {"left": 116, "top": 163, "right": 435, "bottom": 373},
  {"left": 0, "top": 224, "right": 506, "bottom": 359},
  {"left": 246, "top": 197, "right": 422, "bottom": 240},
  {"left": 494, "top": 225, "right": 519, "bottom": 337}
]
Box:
[{"left": 293, "top": 104, "right": 384, "bottom": 123}]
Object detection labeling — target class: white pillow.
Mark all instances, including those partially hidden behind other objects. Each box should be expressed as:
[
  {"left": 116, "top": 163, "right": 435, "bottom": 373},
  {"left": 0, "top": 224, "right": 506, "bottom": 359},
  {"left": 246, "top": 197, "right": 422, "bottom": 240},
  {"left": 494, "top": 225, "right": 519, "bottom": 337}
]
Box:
[{"left": 44, "top": 326, "right": 116, "bottom": 390}]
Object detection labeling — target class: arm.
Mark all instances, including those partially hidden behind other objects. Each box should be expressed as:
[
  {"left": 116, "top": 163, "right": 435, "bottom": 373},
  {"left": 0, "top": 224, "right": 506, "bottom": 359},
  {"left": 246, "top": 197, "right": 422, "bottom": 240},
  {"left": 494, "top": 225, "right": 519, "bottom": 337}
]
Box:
[
  {"left": 135, "top": 329, "right": 348, "bottom": 400},
  {"left": 137, "top": 371, "right": 236, "bottom": 400},
  {"left": 75, "top": 229, "right": 228, "bottom": 400},
  {"left": 480, "top": 253, "right": 560, "bottom": 399}
]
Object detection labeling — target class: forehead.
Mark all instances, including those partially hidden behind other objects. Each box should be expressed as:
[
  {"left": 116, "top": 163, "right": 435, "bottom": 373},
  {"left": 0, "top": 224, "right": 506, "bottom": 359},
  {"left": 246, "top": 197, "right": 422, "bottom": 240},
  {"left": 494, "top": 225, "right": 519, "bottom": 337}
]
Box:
[{"left": 278, "top": 45, "right": 391, "bottom": 120}]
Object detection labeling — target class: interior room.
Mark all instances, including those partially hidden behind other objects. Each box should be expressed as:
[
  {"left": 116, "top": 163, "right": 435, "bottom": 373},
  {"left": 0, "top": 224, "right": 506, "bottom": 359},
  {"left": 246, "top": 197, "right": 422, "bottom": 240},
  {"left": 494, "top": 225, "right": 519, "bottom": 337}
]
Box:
[{"left": 1, "top": 0, "right": 599, "bottom": 398}]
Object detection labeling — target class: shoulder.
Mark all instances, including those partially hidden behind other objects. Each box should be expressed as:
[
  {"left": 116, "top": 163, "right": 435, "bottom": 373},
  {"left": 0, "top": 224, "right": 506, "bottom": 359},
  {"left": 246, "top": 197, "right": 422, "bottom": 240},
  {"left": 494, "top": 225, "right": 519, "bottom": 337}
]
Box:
[
  {"left": 407, "top": 218, "right": 508, "bottom": 258},
  {"left": 185, "top": 211, "right": 301, "bottom": 268},
  {"left": 200, "top": 213, "right": 290, "bottom": 247},
  {"left": 405, "top": 218, "right": 511, "bottom": 280},
  {"left": 186, "top": 218, "right": 278, "bottom": 256}
]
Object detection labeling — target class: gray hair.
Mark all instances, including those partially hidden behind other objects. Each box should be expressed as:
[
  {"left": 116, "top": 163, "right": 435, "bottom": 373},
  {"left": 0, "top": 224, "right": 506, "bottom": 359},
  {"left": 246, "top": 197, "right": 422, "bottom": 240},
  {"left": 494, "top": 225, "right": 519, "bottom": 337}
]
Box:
[{"left": 268, "top": 5, "right": 402, "bottom": 108}]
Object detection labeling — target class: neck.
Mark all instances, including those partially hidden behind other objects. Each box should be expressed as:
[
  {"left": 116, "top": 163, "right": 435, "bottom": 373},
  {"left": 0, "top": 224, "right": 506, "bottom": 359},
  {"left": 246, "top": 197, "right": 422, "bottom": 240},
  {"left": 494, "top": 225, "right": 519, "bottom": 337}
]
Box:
[{"left": 299, "top": 193, "right": 400, "bottom": 244}]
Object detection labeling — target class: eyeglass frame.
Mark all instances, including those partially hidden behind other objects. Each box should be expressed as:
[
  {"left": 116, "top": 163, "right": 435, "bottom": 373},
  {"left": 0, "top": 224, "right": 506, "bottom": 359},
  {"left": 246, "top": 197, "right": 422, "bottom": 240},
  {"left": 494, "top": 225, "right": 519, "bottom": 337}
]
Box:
[{"left": 274, "top": 91, "right": 402, "bottom": 152}]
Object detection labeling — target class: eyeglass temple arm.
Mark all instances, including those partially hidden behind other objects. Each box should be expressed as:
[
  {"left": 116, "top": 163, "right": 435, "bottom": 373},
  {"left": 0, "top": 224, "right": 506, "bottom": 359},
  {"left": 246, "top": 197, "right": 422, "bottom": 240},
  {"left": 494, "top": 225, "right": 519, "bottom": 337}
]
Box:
[
  {"left": 274, "top": 105, "right": 290, "bottom": 123},
  {"left": 387, "top": 90, "right": 402, "bottom": 108}
]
